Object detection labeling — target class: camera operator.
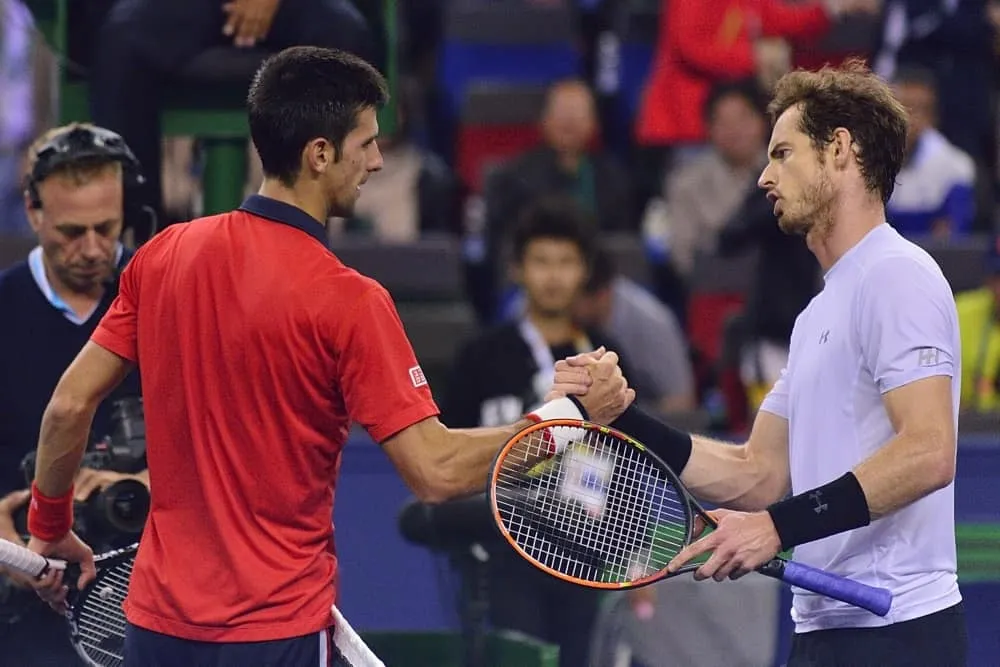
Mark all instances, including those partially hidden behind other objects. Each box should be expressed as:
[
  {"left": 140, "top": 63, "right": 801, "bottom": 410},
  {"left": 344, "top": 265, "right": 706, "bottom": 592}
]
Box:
[{"left": 0, "top": 123, "right": 147, "bottom": 665}]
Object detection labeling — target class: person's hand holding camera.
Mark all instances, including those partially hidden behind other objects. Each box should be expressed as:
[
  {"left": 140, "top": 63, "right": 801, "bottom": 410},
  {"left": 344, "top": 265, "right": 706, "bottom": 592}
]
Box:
[{"left": 73, "top": 468, "right": 148, "bottom": 504}]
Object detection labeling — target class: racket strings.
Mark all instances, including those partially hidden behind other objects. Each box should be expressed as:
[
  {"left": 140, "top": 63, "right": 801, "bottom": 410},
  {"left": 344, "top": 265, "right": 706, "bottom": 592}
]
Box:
[
  {"left": 494, "top": 426, "right": 692, "bottom": 585},
  {"left": 73, "top": 558, "right": 132, "bottom": 666}
]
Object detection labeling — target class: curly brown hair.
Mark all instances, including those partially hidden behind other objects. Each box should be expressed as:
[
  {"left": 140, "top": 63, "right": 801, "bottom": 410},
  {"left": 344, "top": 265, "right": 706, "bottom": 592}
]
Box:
[{"left": 768, "top": 58, "right": 907, "bottom": 205}]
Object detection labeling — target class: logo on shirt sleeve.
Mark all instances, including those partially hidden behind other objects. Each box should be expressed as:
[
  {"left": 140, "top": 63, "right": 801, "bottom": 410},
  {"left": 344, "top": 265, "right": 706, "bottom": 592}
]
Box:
[
  {"left": 916, "top": 347, "right": 943, "bottom": 368},
  {"left": 409, "top": 365, "right": 428, "bottom": 388}
]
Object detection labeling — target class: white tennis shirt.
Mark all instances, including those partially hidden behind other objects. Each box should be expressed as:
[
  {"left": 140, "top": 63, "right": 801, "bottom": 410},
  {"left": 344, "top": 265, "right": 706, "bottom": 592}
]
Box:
[{"left": 760, "top": 223, "right": 962, "bottom": 633}]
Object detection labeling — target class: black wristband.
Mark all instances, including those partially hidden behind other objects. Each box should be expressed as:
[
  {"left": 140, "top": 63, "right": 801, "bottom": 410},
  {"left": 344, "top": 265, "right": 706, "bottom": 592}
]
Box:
[
  {"left": 766, "top": 472, "right": 871, "bottom": 551},
  {"left": 610, "top": 404, "right": 693, "bottom": 474},
  {"left": 567, "top": 395, "right": 590, "bottom": 421}
]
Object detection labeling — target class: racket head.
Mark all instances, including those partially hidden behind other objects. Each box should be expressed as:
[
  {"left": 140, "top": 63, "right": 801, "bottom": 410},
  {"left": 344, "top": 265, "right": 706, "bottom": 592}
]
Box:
[
  {"left": 66, "top": 543, "right": 137, "bottom": 667},
  {"left": 487, "top": 418, "right": 700, "bottom": 590}
]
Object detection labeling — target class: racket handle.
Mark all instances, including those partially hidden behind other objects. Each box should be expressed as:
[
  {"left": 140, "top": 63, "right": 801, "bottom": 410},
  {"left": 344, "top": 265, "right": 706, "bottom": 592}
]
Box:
[
  {"left": 762, "top": 559, "right": 893, "bottom": 617},
  {"left": 0, "top": 537, "right": 66, "bottom": 579}
]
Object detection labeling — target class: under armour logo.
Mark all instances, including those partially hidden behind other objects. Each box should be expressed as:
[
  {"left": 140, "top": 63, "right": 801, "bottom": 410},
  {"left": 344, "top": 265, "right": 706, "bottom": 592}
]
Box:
[
  {"left": 819, "top": 330, "right": 830, "bottom": 344},
  {"left": 917, "top": 347, "right": 940, "bottom": 368},
  {"left": 809, "top": 491, "right": 828, "bottom": 514}
]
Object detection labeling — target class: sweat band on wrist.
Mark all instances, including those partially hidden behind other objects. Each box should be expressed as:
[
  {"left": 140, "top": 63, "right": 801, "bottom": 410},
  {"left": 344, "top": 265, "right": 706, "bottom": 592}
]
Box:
[
  {"left": 766, "top": 472, "right": 871, "bottom": 551},
  {"left": 27, "top": 481, "right": 74, "bottom": 542},
  {"left": 525, "top": 397, "right": 587, "bottom": 455},
  {"left": 610, "top": 405, "right": 693, "bottom": 474}
]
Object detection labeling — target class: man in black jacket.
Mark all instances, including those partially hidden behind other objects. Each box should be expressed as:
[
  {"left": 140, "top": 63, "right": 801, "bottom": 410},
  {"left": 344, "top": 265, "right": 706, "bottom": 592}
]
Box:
[{"left": 0, "top": 124, "right": 144, "bottom": 665}]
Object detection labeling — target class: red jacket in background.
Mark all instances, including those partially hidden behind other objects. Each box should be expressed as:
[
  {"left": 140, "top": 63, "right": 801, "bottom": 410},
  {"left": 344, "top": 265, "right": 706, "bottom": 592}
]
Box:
[{"left": 636, "top": 0, "right": 831, "bottom": 147}]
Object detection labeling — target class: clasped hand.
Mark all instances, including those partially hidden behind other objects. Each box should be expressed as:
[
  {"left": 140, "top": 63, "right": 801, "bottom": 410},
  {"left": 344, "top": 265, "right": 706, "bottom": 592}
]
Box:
[{"left": 546, "top": 346, "right": 635, "bottom": 424}]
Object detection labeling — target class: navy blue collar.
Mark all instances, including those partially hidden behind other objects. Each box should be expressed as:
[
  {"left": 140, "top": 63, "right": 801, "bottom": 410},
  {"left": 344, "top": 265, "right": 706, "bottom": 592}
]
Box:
[{"left": 238, "top": 194, "right": 329, "bottom": 248}]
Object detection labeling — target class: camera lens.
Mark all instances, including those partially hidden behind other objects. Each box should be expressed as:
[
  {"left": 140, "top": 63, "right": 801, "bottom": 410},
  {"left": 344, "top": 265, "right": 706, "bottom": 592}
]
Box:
[{"left": 98, "top": 479, "right": 150, "bottom": 535}]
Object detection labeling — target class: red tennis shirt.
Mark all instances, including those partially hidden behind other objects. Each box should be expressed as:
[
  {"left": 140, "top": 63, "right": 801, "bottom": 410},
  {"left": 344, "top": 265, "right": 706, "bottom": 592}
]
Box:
[{"left": 91, "top": 195, "right": 439, "bottom": 642}]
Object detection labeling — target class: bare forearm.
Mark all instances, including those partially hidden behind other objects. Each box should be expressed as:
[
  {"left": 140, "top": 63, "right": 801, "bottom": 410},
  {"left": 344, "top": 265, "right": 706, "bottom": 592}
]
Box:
[
  {"left": 853, "top": 431, "right": 955, "bottom": 520},
  {"left": 34, "top": 400, "right": 96, "bottom": 497},
  {"left": 681, "top": 436, "right": 786, "bottom": 511},
  {"left": 437, "top": 420, "right": 534, "bottom": 498}
]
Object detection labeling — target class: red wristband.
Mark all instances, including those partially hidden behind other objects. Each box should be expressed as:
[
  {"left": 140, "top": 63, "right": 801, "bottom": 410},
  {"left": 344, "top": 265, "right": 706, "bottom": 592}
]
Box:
[{"left": 27, "top": 481, "right": 75, "bottom": 542}]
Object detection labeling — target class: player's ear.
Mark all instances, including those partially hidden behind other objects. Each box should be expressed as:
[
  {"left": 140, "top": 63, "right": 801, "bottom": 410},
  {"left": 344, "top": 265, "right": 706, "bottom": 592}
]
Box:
[
  {"left": 830, "top": 128, "right": 853, "bottom": 170},
  {"left": 303, "top": 138, "right": 333, "bottom": 175}
]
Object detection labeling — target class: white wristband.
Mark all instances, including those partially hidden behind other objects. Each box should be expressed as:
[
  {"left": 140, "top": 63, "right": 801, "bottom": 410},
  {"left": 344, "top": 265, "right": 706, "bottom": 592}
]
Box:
[
  {"left": 527, "top": 397, "right": 584, "bottom": 423},
  {"left": 526, "top": 397, "right": 586, "bottom": 455}
]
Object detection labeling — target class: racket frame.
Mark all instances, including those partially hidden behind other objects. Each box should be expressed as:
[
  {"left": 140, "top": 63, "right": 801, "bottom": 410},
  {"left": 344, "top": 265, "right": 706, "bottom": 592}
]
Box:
[{"left": 487, "top": 418, "right": 893, "bottom": 617}]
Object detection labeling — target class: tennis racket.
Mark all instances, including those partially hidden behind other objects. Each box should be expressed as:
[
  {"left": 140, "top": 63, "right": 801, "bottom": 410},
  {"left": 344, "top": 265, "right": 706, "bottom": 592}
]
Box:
[
  {"left": 0, "top": 537, "right": 387, "bottom": 667},
  {"left": 487, "top": 419, "right": 893, "bottom": 617},
  {"left": 0, "top": 537, "right": 135, "bottom": 666}
]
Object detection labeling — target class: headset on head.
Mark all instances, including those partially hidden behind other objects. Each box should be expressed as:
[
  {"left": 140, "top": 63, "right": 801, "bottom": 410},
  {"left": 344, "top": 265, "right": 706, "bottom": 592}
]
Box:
[{"left": 25, "top": 124, "right": 158, "bottom": 235}]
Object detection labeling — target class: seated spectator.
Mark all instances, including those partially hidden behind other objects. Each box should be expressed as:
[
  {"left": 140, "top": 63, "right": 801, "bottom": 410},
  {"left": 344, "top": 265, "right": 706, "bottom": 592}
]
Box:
[
  {"left": 716, "top": 177, "right": 821, "bottom": 407},
  {"left": 574, "top": 247, "right": 696, "bottom": 414},
  {"left": 632, "top": 0, "right": 876, "bottom": 207},
  {"left": 887, "top": 67, "right": 976, "bottom": 238},
  {"left": 662, "top": 79, "right": 769, "bottom": 277},
  {"left": 330, "top": 99, "right": 458, "bottom": 243},
  {"left": 85, "top": 0, "right": 378, "bottom": 243},
  {"left": 469, "top": 79, "right": 635, "bottom": 322},
  {"left": 956, "top": 236, "right": 1000, "bottom": 411},
  {"left": 442, "top": 196, "right": 625, "bottom": 667}
]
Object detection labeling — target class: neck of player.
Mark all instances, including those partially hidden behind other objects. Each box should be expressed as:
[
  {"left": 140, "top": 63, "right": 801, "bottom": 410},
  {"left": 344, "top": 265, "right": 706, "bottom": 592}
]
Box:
[
  {"left": 258, "top": 178, "right": 330, "bottom": 226},
  {"left": 807, "top": 190, "right": 887, "bottom": 273},
  {"left": 526, "top": 306, "right": 577, "bottom": 345}
]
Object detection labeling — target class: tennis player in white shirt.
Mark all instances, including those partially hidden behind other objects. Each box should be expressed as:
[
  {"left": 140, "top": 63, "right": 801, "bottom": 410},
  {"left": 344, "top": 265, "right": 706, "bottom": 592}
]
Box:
[{"left": 550, "top": 59, "right": 966, "bottom": 666}]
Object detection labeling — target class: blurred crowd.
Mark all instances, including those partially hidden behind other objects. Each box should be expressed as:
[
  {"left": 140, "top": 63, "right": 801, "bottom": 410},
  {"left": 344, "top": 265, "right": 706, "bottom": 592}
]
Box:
[{"left": 1, "top": 0, "right": 999, "bottom": 665}]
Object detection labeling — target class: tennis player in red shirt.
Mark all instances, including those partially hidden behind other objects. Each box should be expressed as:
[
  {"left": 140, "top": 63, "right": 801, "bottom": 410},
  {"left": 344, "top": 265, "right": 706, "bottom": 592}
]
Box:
[{"left": 22, "top": 46, "right": 634, "bottom": 666}]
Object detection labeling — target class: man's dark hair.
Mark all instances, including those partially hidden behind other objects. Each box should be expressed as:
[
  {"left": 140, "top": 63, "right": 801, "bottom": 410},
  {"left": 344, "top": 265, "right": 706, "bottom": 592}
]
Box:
[
  {"left": 247, "top": 46, "right": 389, "bottom": 186},
  {"left": 584, "top": 246, "right": 617, "bottom": 294},
  {"left": 768, "top": 58, "right": 907, "bottom": 205},
  {"left": 703, "top": 78, "right": 768, "bottom": 124},
  {"left": 511, "top": 196, "right": 596, "bottom": 264}
]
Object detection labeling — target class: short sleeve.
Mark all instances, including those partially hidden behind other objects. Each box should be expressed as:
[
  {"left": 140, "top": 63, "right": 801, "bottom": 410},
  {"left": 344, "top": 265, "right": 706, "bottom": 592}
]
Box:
[
  {"left": 759, "top": 367, "right": 790, "bottom": 419},
  {"left": 336, "top": 285, "right": 440, "bottom": 443},
  {"left": 856, "top": 257, "right": 957, "bottom": 394},
  {"left": 91, "top": 252, "right": 141, "bottom": 362}
]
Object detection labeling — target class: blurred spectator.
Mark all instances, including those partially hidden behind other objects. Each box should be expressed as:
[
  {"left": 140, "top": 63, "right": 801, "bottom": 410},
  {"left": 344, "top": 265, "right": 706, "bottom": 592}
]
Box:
[
  {"left": 632, "top": 0, "right": 876, "bottom": 208},
  {"left": 441, "top": 196, "right": 622, "bottom": 667},
  {"left": 485, "top": 79, "right": 636, "bottom": 240},
  {"left": 473, "top": 79, "right": 635, "bottom": 321},
  {"left": 331, "top": 98, "right": 459, "bottom": 243},
  {"left": 662, "top": 79, "right": 770, "bottom": 277},
  {"left": 956, "top": 235, "right": 1000, "bottom": 411},
  {"left": 887, "top": 67, "right": 976, "bottom": 238},
  {"left": 872, "top": 0, "right": 996, "bottom": 174},
  {"left": 574, "top": 246, "right": 697, "bottom": 414},
  {"left": 87, "top": 0, "right": 378, "bottom": 243},
  {"left": 716, "top": 171, "right": 821, "bottom": 408}
]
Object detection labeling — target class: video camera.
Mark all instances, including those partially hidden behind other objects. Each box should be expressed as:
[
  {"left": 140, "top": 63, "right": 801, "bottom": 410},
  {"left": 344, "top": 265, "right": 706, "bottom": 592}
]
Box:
[{"left": 14, "top": 397, "right": 150, "bottom": 551}]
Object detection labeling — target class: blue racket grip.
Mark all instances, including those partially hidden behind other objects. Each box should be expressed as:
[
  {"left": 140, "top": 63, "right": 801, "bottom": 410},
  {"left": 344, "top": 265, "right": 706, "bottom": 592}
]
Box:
[{"left": 770, "top": 560, "right": 893, "bottom": 617}]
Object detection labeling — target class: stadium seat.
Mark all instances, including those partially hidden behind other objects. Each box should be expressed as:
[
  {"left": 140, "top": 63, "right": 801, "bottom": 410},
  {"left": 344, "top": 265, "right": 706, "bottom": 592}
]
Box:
[
  {"left": 917, "top": 234, "right": 991, "bottom": 294},
  {"left": 26, "top": 0, "right": 400, "bottom": 215},
  {"left": 685, "top": 251, "right": 757, "bottom": 365},
  {"left": 455, "top": 84, "right": 548, "bottom": 192},
  {"left": 437, "top": 2, "right": 579, "bottom": 115},
  {"left": 331, "top": 236, "right": 467, "bottom": 303}
]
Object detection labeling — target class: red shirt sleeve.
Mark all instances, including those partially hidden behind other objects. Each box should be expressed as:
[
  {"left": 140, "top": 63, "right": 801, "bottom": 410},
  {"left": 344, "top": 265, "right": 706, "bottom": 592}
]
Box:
[
  {"left": 335, "top": 283, "right": 440, "bottom": 443},
  {"left": 91, "top": 250, "right": 141, "bottom": 362},
  {"left": 757, "top": 0, "right": 831, "bottom": 39}
]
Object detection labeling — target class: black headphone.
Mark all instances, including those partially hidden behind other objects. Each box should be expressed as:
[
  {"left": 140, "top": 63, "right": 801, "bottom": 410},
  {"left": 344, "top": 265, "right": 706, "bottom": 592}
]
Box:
[{"left": 25, "top": 124, "right": 157, "bottom": 234}]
